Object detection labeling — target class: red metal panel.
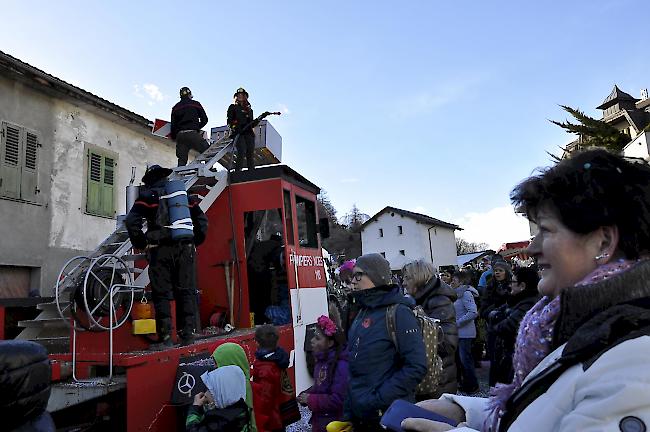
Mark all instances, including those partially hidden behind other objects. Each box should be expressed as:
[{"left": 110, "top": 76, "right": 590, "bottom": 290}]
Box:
[{"left": 284, "top": 180, "right": 326, "bottom": 289}]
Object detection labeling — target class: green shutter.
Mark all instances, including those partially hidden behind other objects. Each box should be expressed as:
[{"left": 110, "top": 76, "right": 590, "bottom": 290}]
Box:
[
  {"left": 0, "top": 122, "right": 22, "bottom": 199},
  {"left": 20, "top": 131, "right": 39, "bottom": 202},
  {"left": 101, "top": 156, "right": 115, "bottom": 217},
  {"left": 86, "top": 149, "right": 116, "bottom": 217},
  {"left": 86, "top": 151, "right": 102, "bottom": 214}
]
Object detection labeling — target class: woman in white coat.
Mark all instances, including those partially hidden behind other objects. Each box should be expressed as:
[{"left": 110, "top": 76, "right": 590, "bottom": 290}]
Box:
[{"left": 402, "top": 148, "right": 650, "bottom": 432}]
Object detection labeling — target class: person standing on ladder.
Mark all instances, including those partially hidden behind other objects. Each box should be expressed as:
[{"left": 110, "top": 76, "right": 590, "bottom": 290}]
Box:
[
  {"left": 227, "top": 87, "right": 270, "bottom": 172},
  {"left": 125, "top": 165, "right": 209, "bottom": 350},
  {"left": 171, "top": 87, "right": 210, "bottom": 166}
]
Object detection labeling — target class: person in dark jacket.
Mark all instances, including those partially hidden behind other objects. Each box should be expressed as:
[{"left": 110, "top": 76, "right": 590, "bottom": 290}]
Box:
[
  {"left": 227, "top": 88, "right": 273, "bottom": 172},
  {"left": 187, "top": 365, "right": 252, "bottom": 432},
  {"left": 0, "top": 340, "right": 55, "bottom": 432},
  {"left": 344, "top": 253, "right": 427, "bottom": 431},
  {"left": 171, "top": 87, "right": 210, "bottom": 166},
  {"left": 401, "top": 259, "right": 459, "bottom": 398},
  {"left": 489, "top": 266, "right": 540, "bottom": 385},
  {"left": 480, "top": 259, "right": 512, "bottom": 382},
  {"left": 125, "top": 165, "right": 209, "bottom": 349}
]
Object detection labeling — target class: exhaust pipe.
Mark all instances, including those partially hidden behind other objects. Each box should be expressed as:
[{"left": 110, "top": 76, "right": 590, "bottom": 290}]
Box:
[{"left": 126, "top": 167, "right": 139, "bottom": 213}]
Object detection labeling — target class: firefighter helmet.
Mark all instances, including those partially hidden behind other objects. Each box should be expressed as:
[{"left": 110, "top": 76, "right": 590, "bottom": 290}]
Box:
[
  {"left": 234, "top": 87, "right": 249, "bottom": 98},
  {"left": 179, "top": 87, "right": 192, "bottom": 98}
]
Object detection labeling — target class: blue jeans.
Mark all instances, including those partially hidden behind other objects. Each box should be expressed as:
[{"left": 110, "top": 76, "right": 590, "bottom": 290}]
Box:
[{"left": 458, "top": 338, "right": 479, "bottom": 390}]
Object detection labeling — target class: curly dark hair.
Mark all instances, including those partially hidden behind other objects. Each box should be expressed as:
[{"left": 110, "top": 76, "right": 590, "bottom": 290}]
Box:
[{"left": 510, "top": 148, "right": 650, "bottom": 259}]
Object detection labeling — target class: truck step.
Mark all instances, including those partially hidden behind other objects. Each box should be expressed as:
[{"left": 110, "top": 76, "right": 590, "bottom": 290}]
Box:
[{"left": 18, "top": 318, "right": 69, "bottom": 328}]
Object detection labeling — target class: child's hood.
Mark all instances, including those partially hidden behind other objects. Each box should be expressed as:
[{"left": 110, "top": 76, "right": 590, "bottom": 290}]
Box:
[
  {"left": 255, "top": 347, "right": 290, "bottom": 368},
  {"left": 200, "top": 365, "right": 246, "bottom": 409}
]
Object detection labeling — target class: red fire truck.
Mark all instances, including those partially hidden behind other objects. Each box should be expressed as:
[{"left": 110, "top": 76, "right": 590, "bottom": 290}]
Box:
[{"left": 13, "top": 124, "right": 330, "bottom": 431}]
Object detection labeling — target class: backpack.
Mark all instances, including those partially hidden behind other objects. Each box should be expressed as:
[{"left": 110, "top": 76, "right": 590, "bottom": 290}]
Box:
[{"left": 386, "top": 304, "right": 444, "bottom": 397}]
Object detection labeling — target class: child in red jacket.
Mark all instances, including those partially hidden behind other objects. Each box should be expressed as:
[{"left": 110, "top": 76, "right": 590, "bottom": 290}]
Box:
[{"left": 251, "top": 324, "right": 290, "bottom": 432}]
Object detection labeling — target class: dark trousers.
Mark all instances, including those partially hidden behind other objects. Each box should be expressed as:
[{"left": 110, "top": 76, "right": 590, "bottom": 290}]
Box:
[
  {"left": 235, "top": 134, "right": 255, "bottom": 171},
  {"left": 148, "top": 243, "right": 197, "bottom": 337},
  {"left": 176, "top": 131, "right": 210, "bottom": 166},
  {"left": 458, "top": 338, "right": 479, "bottom": 390}
]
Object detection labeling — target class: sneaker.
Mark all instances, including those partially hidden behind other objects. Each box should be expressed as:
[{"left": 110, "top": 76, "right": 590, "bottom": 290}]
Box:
[{"left": 148, "top": 337, "right": 174, "bottom": 351}]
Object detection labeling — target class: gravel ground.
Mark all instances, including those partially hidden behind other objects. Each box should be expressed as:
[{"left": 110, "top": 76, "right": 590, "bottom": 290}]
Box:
[{"left": 285, "top": 405, "right": 312, "bottom": 432}]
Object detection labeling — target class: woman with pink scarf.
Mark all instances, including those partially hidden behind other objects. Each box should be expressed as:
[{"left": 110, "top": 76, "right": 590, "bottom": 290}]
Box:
[{"left": 402, "top": 149, "right": 650, "bottom": 431}]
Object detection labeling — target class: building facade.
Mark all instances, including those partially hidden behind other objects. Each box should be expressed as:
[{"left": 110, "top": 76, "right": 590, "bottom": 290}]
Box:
[
  {"left": 360, "top": 206, "right": 460, "bottom": 271},
  {"left": 0, "top": 51, "right": 178, "bottom": 297},
  {"left": 563, "top": 85, "right": 650, "bottom": 158}
]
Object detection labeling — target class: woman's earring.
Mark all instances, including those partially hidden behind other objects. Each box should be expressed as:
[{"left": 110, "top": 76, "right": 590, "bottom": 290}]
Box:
[{"left": 595, "top": 252, "right": 610, "bottom": 261}]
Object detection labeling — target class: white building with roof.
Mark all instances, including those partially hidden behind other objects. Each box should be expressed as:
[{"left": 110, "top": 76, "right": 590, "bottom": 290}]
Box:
[{"left": 360, "top": 206, "right": 461, "bottom": 271}]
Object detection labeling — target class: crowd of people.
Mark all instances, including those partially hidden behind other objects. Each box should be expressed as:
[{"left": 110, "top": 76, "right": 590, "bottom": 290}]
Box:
[{"left": 5, "top": 148, "right": 650, "bottom": 432}]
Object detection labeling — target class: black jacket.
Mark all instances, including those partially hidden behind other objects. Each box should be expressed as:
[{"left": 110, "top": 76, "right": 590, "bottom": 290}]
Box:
[
  {"left": 489, "top": 291, "right": 539, "bottom": 384},
  {"left": 186, "top": 399, "right": 250, "bottom": 432},
  {"left": 227, "top": 103, "right": 256, "bottom": 136},
  {"left": 413, "top": 277, "right": 459, "bottom": 396},
  {"left": 171, "top": 97, "right": 208, "bottom": 140},
  {"left": 480, "top": 279, "right": 510, "bottom": 320},
  {"left": 125, "top": 179, "right": 209, "bottom": 248},
  {"left": 0, "top": 341, "right": 55, "bottom": 432}
]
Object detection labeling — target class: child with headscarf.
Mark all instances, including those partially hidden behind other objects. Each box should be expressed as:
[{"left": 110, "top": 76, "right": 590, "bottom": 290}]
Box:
[
  {"left": 212, "top": 343, "right": 258, "bottom": 432},
  {"left": 186, "top": 365, "right": 251, "bottom": 432}
]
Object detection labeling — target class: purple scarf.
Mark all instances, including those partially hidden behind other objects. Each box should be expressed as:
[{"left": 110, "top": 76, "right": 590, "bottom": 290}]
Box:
[{"left": 484, "top": 259, "right": 636, "bottom": 431}]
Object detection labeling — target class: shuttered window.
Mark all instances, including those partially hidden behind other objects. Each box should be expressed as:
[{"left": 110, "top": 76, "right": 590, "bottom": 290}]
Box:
[
  {"left": 86, "top": 148, "right": 117, "bottom": 218},
  {"left": 0, "top": 121, "right": 40, "bottom": 202}
]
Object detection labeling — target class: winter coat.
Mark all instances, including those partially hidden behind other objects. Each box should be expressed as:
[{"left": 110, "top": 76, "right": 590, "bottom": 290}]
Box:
[
  {"left": 477, "top": 268, "right": 492, "bottom": 293},
  {"left": 479, "top": 279, "right": 509, "bottom": 320},
  {"left": 125, "top": 178, "right": 209, "bottom": 248},
  {"left": 454, "top": 286, "right": 479, "bottom": 339},
  {"left": 227, "top": 102, "right": 256, "bottom": 136},
  {"left": 306, "top": 348, "right": 349, "bottom": 432},
  {"left": 251, "top": 347, "right": 290, "bottom": 432},
  {"left": 344, "top": 285, "right": 427, "bottom": 422},
  {"left": 441, "top": 259, "right": 650, "bottom": 432},
  {"left": 413, "top": 277, "right": 459, "bottom": 396},
  {"left": 489, "top": 291, "right": 539, "bottom": 385},
  {"left": 171, "top": 97, "right": 208, "bottom": 140},
  {"left": 186, "top": 399, "right": 251, "bottom": 432},
  {"left": 0, "top": 341, "right": 55, "bottom": 432}
]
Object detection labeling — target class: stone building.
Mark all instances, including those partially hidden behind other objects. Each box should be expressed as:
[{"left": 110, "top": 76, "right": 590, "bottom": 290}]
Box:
[{"left": 0, "top": 51, "right": 178, "bottom": 297}]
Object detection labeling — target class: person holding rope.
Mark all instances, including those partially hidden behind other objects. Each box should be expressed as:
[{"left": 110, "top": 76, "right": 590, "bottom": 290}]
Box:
[{"left": 227, "top": 87, "right": 278, "bottom": 172}]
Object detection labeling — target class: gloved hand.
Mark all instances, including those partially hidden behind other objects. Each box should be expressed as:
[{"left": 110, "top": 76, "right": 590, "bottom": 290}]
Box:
[{"left": 326, "top": 421, "right": 353, "bottom": 432}]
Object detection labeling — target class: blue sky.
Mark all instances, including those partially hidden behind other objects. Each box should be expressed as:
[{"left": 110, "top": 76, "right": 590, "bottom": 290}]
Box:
[{"left": 2, "top": 0, "right": 649, "bottom": 247}]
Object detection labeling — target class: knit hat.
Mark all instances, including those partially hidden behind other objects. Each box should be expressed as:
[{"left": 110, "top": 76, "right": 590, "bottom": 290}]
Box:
[
  {"left": 493, "top": 260, "right": 512, "bottom": 275},
  {"left": 355, "top": 253, "right": 392, "bottom": 287}
]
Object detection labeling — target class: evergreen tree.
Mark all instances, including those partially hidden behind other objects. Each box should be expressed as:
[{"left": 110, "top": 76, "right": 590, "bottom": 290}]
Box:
[
  {"left": 550, "top": 105, "right": 629, "bottom": 153},
  {"left": 317, "top": 190, "right": 338, "bottom": 223},
  {"left": 343, "top": 204, "right": 370, "bottom": 233}
]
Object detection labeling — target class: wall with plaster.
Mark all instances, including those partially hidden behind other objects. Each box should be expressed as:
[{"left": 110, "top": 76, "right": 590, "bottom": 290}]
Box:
[{"left": 0, "top": 75, "right": 177, "bottom": 295}]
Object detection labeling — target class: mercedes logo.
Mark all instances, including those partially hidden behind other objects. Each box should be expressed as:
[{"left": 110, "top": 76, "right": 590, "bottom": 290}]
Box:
[{"left": 177, "top": 372, "right": 196, "bottom": 396}]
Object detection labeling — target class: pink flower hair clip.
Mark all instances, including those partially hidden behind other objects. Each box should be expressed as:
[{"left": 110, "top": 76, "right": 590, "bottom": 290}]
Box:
[{"left": 317, "top": 315, "right": 337, "bottom": 337}]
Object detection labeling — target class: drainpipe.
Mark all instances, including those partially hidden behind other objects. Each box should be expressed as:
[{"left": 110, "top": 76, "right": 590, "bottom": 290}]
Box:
[{"left": 427, "top": 225, "right": 435, "bottom": 265}]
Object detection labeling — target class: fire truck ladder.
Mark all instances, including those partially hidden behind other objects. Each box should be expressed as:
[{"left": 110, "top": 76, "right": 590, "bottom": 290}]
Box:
[{"left": 16, "top": 136, "right": 236, "bottom": 349}]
